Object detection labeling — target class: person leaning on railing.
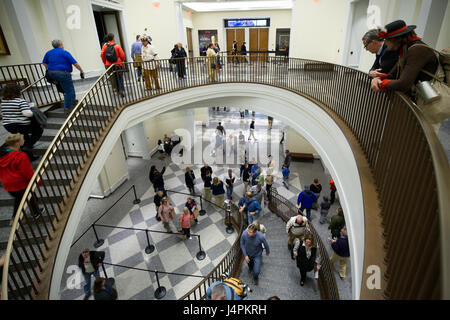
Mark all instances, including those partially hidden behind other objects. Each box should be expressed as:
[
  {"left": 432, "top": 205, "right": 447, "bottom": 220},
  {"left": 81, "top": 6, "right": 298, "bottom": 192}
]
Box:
[
  {"left": 370, "top": 20, "right": 444, "bottom": 131},
  {"left": 0, "top": 133, "right": 43, "bottom": 223},
  {"left": 43, "top": 39, "right": 85, "bottom": 114},
  {"left": 1, "top": 84, "right": 43, "bottom": 161},
  {"left": 206, "top": 43, "right": 218, "bottom": 82}
]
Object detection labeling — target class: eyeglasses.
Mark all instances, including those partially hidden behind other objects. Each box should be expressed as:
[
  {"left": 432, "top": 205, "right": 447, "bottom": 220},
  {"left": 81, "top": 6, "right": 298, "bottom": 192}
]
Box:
[{"left": 364, "top": 41, "right": 371, "bottom": 49}]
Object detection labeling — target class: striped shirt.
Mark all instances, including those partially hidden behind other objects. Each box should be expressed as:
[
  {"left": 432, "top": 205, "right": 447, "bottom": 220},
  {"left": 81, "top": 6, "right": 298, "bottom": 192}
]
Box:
[{"left": 1, "top": 98, "right": 33, "bottom": 125}]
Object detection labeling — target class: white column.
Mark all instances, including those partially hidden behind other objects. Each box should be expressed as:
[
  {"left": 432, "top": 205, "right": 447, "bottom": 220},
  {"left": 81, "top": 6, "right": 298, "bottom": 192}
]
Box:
[
  {"left": 174, "top": 1, "right": 187, "bottom": 46},
  {"left": 3, "top": 0, "right": 42, "bottom": 63},
  {"left": 184, "top": 109, "right": 195, "bottom": 149},
  {"left": 40, "top": 0, "right": 62, "bottom": 41},
  {"left": 397, "top": 0, "right": 418, "bottom": 22},
  {"left": 416, "top": 0, "right": 448, "bottom": 48}
]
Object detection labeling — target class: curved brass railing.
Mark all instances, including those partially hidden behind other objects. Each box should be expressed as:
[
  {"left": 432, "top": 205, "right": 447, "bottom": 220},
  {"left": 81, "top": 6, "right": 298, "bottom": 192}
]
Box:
[
  {"left": 1, "top": 56, "right": 449, "bottom": 300},
  {"left": 179, "top": 202, "right": 245, "bottom": 300},
  {"left": 268, "top": 188, "right": 339, "bottom": 300}
]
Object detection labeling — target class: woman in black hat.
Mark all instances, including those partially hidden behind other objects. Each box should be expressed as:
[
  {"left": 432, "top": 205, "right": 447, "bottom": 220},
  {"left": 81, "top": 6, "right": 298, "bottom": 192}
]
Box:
[{"left": 370, "top": 20, "right": 439, "bottom": 96}]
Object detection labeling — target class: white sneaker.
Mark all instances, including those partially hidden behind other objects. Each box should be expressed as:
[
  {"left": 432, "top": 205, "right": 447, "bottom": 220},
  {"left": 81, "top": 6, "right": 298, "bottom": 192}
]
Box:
[{"left": 188, "top": 236, "right": 192, "bottom": 240}]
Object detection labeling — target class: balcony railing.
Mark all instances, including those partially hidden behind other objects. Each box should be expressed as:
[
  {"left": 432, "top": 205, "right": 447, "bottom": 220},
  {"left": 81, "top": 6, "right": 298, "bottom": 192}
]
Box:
[{"left": 1, "top": 55, "right": 448, "bottom": 300}]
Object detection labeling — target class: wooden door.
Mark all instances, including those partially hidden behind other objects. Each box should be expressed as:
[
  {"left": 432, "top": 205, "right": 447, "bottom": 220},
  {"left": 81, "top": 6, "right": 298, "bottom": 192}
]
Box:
[
  {"left": 186, "top": 27, "right": 194, "bottom": 60},
  {"left": 259, "top": 28, "right": 269, "bottom": 62},
  {"left": 226, "top": 28, "right": 244, "bottom": 62},
  {"left": 249, "top": 28, "right": 269, "bottom": 62}
]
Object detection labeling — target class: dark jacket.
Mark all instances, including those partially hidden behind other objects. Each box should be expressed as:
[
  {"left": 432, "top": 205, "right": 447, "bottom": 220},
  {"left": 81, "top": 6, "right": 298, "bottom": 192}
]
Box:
[
  {"left": 241, "top": 44, "right": 247, "bottom": 54},
  {"left": 309, "top": 184, "right": 322, "bottom": 194},
  {"left": 370, "top": 43, "right": 399, "bottom": 74},
  {"left": 94, "top": 285, "right": 118, "bottom": 300},
  {"left": 78, "top": 251, "right": 105, "bottom": 274},
  {"left": 200, "top": 166, "right": 213, "bottom": 181},
  {"left": 331, "top": 236, "right": 350, "bottom": 257},
  {"left": 384, "top": 38, "right": 438, "bottom": 93},
  {"left": 284, "top": 154, "right": 291, "bottom": 168},
  {"left": 329, "top": 214, "right": 345, "bottom": 235},
  {"left": 173, "top": 46, "right": 187, "bottom": 59},
  {"left": 211, "top": 181, "right": 225, "bottom": 195},
  {"left": 296, "top": 240, "right": 317, "bottom": 272},
  {"left": 243, "top": 169, "right": 250, "bottom": 183},
  {"left": 185, "top": 171, "right": 196, "bottom": 187},
  {"left": 225, "top": 175, "right": 235, "bottom": 188},
  {"left": 150, "top": 167, "right": 166, "bottom": 190},
  {"left": 153, "top": 190, "right": 167, "bottom": 207}
]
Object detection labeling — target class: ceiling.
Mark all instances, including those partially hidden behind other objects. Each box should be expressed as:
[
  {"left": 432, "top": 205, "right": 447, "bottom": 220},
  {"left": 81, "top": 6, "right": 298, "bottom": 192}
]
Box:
[{"left": 175, "top": 0, "right": 293, "bottom": 12}]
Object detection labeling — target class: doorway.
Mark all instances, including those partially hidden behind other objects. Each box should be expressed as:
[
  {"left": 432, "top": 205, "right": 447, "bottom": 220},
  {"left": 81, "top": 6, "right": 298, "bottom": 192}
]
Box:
[
  {"left": 186, "top": 27, "right": 194, "bottom": 60},
  {"left": 249, "top": 28, "right": 269, "bottom": 62},
  {"left": 226, "top": 28, "right": 245, "bottom": 62},
  {"left": 92, "top": 4, "right": 125, "bottom": 49},
  {"left": 343, "top": 0, "right": 369, "bottom": 68}
]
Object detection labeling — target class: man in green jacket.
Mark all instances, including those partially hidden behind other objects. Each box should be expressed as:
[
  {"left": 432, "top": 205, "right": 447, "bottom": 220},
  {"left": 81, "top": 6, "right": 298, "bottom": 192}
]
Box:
[{"left": 328, "top": 207, "right": 345, "bottom": 239}]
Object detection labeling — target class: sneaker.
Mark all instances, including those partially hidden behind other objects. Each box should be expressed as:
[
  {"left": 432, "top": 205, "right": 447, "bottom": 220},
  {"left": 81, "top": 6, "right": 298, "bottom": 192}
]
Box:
[
  {"left": 254, "top": 278, "right": 259, "bottom": 286},
  {"left": 300, "top": 280, "right": 304, "bottom": 286},
  {"left": 188, "top": 236, "right": 192, "bottom": 240},
  {"left": 83, "top": 293, "right": 91, "bottom": 300}
]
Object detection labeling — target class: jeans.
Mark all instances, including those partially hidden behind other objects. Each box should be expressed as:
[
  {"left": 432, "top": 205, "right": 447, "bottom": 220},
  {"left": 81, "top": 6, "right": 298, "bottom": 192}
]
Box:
[
  {"left": 83, "top": 269, "right": 100, "bottom": 295},
  {"left": 248, "top": 212, "right": 259, "bottom": 226},
  {"left": 248, "top": 255, "right": 262, "bottom": 280},
  {"left": 300, "top": 206, "right": 312, "bottom": 220},
  {"left": 46, "top": 72, "right": 75, "bottom": 109},
  {"left": 113, "top": 70, "right": 124, "bottom": 92},
  {"left": 226, "top": 186, "right": 233, "bottom": 200},
  {"left": 240, "top": 165, "right": 245, "bottom": 177},
  {"left": 136, "top": 66, "right": 142, "bottom": 79}
]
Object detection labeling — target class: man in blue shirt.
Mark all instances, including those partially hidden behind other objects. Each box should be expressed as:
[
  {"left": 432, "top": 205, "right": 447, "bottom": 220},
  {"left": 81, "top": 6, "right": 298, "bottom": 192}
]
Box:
[
  {"left": 297, "top": 184, "right": 317, "bottom": 220},
  {"left": 240, "top": 223, "right": 270, "bottom": 285},
  {"left": 282, "top": 164, "right": 290, "bottom": 189},
  {"left": 131, "top": 35, "right": 143, "bottom": 82},
  {"left": 244, "top": 193, "right": 262, "bottom": 226},
  {"left": 43, "top": 40, "right": 84, "bottom": 113},
  {"left": 250, "top": 162, "right": 260, "bottom": 185}
]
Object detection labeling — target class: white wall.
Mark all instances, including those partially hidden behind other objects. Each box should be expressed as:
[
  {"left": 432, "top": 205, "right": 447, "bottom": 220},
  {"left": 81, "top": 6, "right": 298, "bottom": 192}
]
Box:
[
  {"left": 290, "top": 0, "right": 349, "bottom": 64},
  {"left": 435, "top": 0, "right": 450, "bottom": 50},
  {"left": 287, "top": 127, "right": 318, "bottom": 155},
  {"left": 51, "top": 84, "right": 365, "bottom": 300},
  {"left": 142, "top": 109, "right": 186, "bottom": 152},
  {"left": 122, "top": 0, "right": 179, "bottom": 60},
  {"left": 191, "top": 9, "right": 292, "bottom": 57},
  {"left": 90, "top": 137, "right": 129, "bottom": 198}
]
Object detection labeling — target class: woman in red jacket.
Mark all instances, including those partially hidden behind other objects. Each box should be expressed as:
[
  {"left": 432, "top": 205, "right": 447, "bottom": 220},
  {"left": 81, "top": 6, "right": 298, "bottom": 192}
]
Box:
[{"left": 0, "top": 133, "right": 41, "bottom": 220}]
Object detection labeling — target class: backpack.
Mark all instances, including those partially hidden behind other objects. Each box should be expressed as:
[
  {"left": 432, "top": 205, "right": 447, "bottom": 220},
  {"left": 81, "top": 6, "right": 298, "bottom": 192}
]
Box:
[
  {"left": 105, "top": 43, "right": 118, "bottom": 63},
  {"left": 222, "top": 277, "right": 244, "bottom": 298}
]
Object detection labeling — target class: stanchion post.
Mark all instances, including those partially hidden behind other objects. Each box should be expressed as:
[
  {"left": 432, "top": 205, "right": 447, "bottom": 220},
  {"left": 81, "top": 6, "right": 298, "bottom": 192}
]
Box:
[
  {"left": 196, "top": 235, "right": 206, "bottom": 260},
  {"left": 132, "top": 185, "right": 141, "bottom": 205},
  {"left": 92, "top": 225, "right": 105, "bottom": 248},
  {"left": 199, "top": 195, "right": 206, "bottom": 216},
  {"left": 145, "top": 230, "right": 155, "bottom": 254},
  {"left": 154, "top": 270, "right": 166, "bottom": 299},
  {"left": 225, "top": 200, "right": 234, "bottom": 234},
  {"left": 101, "top": 263, "right": 108, "bottom": 279}
]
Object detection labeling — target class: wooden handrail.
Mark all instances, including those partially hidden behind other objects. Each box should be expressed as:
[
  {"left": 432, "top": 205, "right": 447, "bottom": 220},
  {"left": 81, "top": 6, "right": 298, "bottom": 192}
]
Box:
[{"left": 1, "top": 57, "right": 448, "bottom": 300}]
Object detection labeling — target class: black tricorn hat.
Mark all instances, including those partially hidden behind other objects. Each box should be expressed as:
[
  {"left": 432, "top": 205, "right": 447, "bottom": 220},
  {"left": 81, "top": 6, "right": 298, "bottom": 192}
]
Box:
[{"left": 378, "top": 20, "right": 416, "bottom": 39}]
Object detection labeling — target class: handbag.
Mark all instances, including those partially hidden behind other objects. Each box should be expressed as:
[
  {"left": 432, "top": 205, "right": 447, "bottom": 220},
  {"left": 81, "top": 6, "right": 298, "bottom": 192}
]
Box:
[
  {"left": 415, "top": 66, "right": 450, "bottom": 124},
  {"left": 193, "top": 208, "right": 199, "bottom": 219}
]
